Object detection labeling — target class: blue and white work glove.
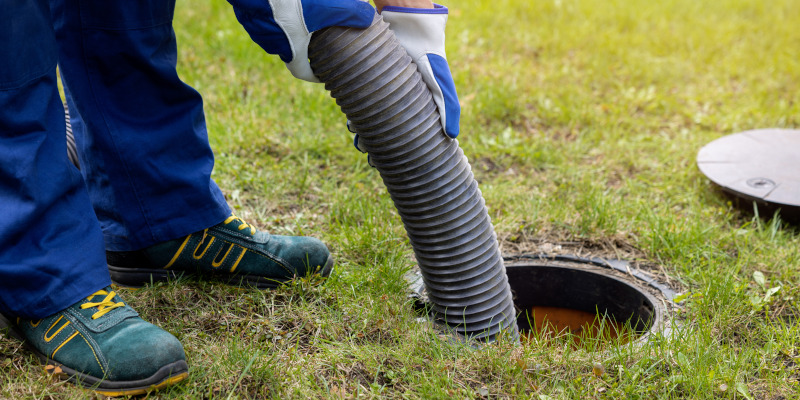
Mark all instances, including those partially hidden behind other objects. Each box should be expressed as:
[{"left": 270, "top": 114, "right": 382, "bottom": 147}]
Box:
[
  {"left": 382, "top": 4, "right": 460, "bottom": 139},
  {"left": 228, "top": 0, "right": 375, "bottom": 82}
]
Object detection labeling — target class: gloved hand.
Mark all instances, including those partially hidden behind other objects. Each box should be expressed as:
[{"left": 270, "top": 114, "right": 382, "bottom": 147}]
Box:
[
  {"left": 382, "top": 4, "right": 460, "bottom": 138},
  {"left": 228, "top": 0, "right": 375, "bottom": 82}
]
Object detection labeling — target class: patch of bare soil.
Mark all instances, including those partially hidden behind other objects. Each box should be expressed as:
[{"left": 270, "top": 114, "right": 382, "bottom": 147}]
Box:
[{"left": 502, "top": 235, "right": 645, "bottom": 262}]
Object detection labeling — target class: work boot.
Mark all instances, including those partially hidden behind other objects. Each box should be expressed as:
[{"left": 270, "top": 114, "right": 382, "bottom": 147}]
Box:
[
  {"left": 0, "top": 288, "right": 188, "bottom": 396},
  {"left": 107, "top": 213, "right": 333, "bottom": 289}
]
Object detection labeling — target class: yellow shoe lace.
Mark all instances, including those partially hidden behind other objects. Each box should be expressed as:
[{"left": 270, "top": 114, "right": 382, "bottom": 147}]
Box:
[
  {"left": 224, "top": 213, "right": 256, "bottom": 235},
  {"left": 80, "top": 290, "right": 125, "bottom": 320}
]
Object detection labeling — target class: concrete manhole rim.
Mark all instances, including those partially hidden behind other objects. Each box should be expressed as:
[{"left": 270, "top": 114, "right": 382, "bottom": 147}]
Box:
[
  {"left": 502, "top": 253, "right": 680, "bottom": 302},
  {"left": 407, "top": 253, "right": 681, "bottom": 346}
]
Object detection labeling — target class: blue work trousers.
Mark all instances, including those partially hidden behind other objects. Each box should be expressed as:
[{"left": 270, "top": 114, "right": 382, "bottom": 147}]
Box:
[{"left": 0, "top": 0, "right": 230, "bottom": 319}]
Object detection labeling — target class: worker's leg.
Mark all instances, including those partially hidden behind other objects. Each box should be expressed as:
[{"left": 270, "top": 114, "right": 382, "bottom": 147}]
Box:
[
  {"left": 51, "top": 0, "right": 230, "bottom": 252},
  {"left": 0, "top": 0, "right": 109, "bottom": 319},
  {"left": 0, "top": 10, "right": 189, "bottom": 394},
  {"left": 51, "top": 0, "right": 332, "bottom": 288}
]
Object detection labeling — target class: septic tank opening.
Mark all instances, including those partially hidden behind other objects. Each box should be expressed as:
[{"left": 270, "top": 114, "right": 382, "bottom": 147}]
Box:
[
  {"left": 506, "top": 259, "right": 668, "bottom": 347},
  {"left": 407, "top": 254, "right": 677, "bottom": 346},
  {"left": 523, "top": 305, "right": 635, "bottom": 347}
]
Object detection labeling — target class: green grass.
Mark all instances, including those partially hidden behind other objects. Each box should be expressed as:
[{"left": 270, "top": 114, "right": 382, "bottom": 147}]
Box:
[{"left": 4, "top": 0, "right": 800, "bottom": 398}]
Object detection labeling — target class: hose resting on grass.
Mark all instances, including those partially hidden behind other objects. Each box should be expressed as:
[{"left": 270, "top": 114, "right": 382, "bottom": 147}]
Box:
[{"left": 309, "top": 14, "right": 519, "bottom": 342}]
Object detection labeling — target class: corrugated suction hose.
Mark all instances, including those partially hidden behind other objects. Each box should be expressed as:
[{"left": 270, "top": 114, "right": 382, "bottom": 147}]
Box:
[
  {"left": 309, "top": 14, "right": 519, "bottom": 342},
  {"left": 65, "top": 103, "right": 80, "bottom": 168}
]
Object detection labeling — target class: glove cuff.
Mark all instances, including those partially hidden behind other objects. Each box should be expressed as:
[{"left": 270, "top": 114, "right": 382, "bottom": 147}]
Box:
[{"left": 381, "top": 3, "right": 447, "bottom": 14}]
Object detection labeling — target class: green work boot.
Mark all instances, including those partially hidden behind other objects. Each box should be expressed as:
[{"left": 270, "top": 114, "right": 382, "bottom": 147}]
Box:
[
  {"left": 0, "top": 288, "right": 188, "bottom": 396},
  {"left": 107, "top": 213, "right": 333, "bottom": 289}
]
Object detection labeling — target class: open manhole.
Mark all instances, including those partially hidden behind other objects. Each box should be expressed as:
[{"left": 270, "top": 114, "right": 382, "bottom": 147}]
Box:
[
  {"left": 408, "top": 255, "right": 677, "bottom": 347},
  {"left": 506, "top": 257, "right": 673, "bottom": 347}
]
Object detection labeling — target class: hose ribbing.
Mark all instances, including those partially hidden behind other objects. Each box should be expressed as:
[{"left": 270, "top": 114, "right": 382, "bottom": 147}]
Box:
[
  {"left": 309, "top": 15, "right": 518, "bottom": 341},
  {"left": 65, "top": 103, "right": 80, "bottom": 168}
]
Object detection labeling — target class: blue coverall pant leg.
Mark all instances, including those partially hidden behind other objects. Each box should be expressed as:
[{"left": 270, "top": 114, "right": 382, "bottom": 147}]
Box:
[
  {"left": 51, "top": 0, "right": 230, "bottom": 252},
  {"left": 1, "top": 0, "right": 231, "bottom": 318},
  {"left": 0, "top": 0, "right": 110, "bottom": 319}
]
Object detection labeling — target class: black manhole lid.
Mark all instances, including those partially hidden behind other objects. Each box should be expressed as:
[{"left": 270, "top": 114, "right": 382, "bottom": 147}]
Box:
[{"left": 697, "top": 129, "right": 800, "bottom": 222}]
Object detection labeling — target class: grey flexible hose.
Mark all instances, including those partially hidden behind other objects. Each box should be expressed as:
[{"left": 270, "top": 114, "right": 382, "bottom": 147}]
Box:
[
  {"left": 64, "top": 103, "right": 80, "bottom": 168},
  {"left": 309, "top": 15, "right": 519, "bottom": 342}
]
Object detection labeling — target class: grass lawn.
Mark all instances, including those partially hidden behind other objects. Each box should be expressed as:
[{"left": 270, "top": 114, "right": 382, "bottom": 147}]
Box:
[{"left": 3, "top": 0, "right": 800, "bottom": 398}]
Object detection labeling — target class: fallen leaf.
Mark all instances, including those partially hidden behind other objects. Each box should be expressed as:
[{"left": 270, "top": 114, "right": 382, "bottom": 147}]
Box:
[
  {"left": 330, "top": 384, "right": 347, "bottom": 398},
  {"left": 44, "top": 364, "right": 63, "bottom": 376},
  {"left": 592, "top": 362, "right": 605, "bottom": 377}
]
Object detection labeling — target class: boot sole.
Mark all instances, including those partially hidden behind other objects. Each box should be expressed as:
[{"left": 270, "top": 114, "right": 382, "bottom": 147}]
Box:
[
  {"left": 108, "top": 254, "right": 335, "bottom": 289},
  {"left": 0, "top": 313, "right": 189, "bottom": 396}
]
